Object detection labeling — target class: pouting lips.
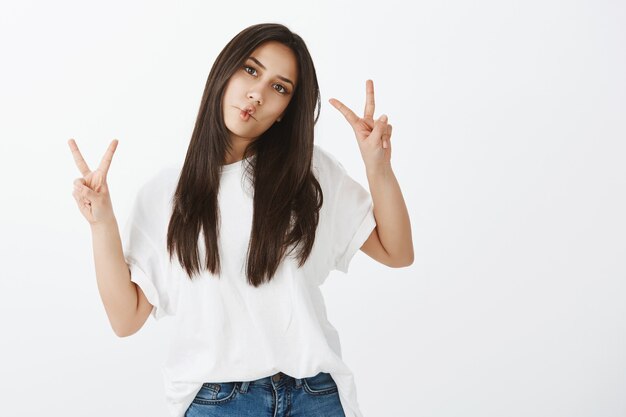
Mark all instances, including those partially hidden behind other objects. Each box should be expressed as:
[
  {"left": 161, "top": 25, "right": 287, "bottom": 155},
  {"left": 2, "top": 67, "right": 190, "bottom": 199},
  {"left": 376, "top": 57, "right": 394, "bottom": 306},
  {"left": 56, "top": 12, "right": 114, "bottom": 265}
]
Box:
[
  {"left": 242, "top": 104, "right": 256, "bottom": 115},
  {"left": 239, "top": 109, "right": 253, "bottom": 121},
  {"left": 236, "top": 106, "right": 256, "bottom": 121}
]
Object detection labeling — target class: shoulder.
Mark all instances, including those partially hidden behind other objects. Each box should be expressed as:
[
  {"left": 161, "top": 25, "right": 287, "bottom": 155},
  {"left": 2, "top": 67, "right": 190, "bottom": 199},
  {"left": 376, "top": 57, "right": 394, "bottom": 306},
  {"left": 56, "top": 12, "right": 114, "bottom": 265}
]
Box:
[
  {"left": 135, "top": 162, "right": 182, "bottom": 206},
  {"left": 312, "top": 144, "right": 348, "bottom": 180},
  {"left": 128, "top": 163, "right": 182, "bottom": 234},
  {"left": 141, "top": 163, "right": 181, "bottom": 190}
]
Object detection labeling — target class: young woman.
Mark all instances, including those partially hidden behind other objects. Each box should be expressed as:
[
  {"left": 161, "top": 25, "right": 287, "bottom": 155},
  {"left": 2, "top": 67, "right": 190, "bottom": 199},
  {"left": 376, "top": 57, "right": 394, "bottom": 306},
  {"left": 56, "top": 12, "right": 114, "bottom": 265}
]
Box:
[{"left": 69, "top": 23, "right": 412, "bottom": 417}]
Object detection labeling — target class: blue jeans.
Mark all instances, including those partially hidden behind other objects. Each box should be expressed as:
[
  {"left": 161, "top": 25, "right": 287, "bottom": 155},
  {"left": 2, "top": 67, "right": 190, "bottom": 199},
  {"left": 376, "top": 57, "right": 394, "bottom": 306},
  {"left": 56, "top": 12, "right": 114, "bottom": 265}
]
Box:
[{"left": 185, "top": 371, "right": 346, "bottom": 417}]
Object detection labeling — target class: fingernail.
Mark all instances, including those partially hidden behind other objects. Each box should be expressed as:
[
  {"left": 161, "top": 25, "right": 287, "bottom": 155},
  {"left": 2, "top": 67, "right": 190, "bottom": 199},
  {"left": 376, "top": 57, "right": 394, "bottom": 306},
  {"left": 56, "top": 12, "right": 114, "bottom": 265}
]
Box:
[{"left": 380, "top": 114, "right": 388, "bottom": 122}]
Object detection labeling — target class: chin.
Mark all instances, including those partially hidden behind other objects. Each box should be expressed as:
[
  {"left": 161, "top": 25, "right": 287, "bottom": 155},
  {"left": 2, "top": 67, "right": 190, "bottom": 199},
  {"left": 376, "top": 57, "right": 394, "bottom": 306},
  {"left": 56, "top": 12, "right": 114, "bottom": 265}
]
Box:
[{"left": 225, "top": 123, "right": 259, "bottom": 139}]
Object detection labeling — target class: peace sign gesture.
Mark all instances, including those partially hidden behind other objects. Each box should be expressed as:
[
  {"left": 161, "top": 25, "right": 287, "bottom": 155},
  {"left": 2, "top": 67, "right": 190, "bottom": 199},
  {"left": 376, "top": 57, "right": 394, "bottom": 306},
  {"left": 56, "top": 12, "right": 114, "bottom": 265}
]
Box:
[
  {"left": 68, "top": 139, "right": 119, "bottom": 226},
  {"left": 329, "top": 79, "right": 393, "bottom": 170}
]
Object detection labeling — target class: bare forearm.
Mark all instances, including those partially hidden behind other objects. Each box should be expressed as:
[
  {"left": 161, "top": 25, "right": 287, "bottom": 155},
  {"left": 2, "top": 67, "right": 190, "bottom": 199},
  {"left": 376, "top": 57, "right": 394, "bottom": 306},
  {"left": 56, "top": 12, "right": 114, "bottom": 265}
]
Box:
[
  {"left": 365, "top": 163, "right": 414, "bottom": 264},
  {"left": 90, "top": 218, "right": 138, "bottom": 336}
]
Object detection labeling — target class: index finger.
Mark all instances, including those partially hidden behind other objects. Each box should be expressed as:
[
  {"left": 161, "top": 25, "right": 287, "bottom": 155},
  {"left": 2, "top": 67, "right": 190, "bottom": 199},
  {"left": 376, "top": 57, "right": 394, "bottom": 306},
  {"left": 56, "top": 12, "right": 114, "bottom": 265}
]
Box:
[
  {"left": 67, "top": 138, "right": 91, "bottom": 176},
  {"left": 329, "top": 98, "right": 360, "bottom": 126},
  {"left": 364, "top": 79, "right": 375, "bottom": 120},
  {"left": 97, "top": 139, "right": 119, "bottom": 175}
]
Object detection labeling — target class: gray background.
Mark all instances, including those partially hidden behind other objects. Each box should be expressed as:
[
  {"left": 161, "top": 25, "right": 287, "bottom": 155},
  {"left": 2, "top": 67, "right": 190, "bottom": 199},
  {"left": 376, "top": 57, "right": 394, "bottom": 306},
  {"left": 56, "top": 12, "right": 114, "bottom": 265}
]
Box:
[{"left": 0, "top": 0, "right": 624, "bottom": 416}]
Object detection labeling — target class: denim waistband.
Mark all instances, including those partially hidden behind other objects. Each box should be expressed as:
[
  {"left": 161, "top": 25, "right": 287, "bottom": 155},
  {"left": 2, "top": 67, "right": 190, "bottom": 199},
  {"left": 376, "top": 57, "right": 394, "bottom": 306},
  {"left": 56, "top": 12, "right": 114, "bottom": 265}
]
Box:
[{"left": 239, "top": 372, "right": 303, "bottom": 393}]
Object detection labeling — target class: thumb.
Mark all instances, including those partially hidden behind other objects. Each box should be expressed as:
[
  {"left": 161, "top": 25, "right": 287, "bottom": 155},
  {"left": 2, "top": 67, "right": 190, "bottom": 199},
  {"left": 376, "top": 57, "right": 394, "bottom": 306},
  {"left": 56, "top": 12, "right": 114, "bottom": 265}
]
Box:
[
  {"left": 73, "top": 178, "right": 97, "bottom": 200},
  {"left": 370, "top": 114, "right": 388, "bottom": 139}
]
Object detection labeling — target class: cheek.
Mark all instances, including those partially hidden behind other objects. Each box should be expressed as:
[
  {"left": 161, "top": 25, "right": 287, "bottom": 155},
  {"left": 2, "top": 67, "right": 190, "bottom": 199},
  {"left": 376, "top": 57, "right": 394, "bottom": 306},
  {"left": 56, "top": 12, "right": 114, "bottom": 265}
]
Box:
[
  {"left": 223, "top": 75, "right": 245, "bottom": 98},
  {"left": 222, "top": 86, "right": 235, "bottom": 104},
  {"left": 271, "top": 100, "right": 290, "bottom": 117}
]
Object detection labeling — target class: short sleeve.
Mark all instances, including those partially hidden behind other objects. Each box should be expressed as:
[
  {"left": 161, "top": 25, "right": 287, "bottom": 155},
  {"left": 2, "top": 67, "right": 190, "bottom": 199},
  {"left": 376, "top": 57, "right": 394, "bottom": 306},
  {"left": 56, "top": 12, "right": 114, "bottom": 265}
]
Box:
[
  {"left": 121, "top": 179, "right": 178, "bottom": 321},
  {"left": 329, "top": 162, "right": 377, "bottom": 274}
]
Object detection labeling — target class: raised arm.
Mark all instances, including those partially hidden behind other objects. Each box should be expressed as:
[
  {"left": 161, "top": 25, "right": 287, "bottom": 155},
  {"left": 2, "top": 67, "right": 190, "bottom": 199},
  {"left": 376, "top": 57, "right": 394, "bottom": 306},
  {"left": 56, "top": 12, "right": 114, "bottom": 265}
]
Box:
[
  {"left": 69, "top": 139, "right": 152, "bottom": 336},
  {"left": 329, "top": 80, "right": 414, "bottom": 267}
]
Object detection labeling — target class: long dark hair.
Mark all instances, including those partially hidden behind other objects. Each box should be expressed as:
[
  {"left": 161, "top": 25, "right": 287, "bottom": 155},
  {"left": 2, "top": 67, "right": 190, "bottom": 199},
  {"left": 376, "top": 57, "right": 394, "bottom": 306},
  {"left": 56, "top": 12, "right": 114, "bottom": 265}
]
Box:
[{"left": 166, "top": 23, "right": 323, "bottom": 287}]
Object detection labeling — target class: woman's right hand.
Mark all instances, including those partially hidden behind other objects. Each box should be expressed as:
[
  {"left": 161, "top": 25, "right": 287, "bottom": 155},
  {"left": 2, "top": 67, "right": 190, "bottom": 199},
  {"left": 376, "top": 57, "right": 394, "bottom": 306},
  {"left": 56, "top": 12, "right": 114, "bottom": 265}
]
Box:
[{"left": 69, "top": 139, "right": 119, "bottom": 227}]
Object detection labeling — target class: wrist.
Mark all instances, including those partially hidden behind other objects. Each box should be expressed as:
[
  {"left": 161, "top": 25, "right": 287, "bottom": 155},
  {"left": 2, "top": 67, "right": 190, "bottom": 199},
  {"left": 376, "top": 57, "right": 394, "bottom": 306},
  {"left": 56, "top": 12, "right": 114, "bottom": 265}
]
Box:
[
  {"left": 365, "top": 162, "right": 392, "bottom": 177},
  {"left": 90, "top": 216, "right": 118, "bottom": 232}
]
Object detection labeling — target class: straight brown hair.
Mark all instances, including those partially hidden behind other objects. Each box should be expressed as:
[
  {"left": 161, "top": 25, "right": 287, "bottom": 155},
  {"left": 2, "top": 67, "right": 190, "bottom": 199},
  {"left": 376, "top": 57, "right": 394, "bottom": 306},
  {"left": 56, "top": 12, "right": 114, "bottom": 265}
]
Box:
[{"left": 166, "top": 23, "right": 323, "bottom": 287}]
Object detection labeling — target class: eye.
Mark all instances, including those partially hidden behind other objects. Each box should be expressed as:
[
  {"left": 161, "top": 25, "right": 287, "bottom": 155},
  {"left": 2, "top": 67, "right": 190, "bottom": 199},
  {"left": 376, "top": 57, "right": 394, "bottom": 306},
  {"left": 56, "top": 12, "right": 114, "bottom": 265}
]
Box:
[
  {"left": 242, "top": 65, "right": 289, "bottom": 95},
  {"left": 274, "top": 84, "right": 288, "bottom": 94},
  {"left": 243, "top": 65, "right": 257, "bottom": 76}
]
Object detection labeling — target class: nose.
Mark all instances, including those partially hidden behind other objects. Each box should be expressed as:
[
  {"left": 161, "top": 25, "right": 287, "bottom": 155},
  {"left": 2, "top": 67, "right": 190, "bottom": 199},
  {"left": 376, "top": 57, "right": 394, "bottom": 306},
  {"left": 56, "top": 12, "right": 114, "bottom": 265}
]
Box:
[{"left": 247, "top": 91, "right": 262, "bottom": 106}]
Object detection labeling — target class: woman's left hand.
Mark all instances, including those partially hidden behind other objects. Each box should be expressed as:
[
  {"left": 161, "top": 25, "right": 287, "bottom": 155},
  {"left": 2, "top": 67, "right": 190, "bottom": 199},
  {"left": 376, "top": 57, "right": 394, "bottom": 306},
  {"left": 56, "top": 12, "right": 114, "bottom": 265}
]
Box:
[{"left": 329, "top": 79, "right": 392, "bottom": 170}]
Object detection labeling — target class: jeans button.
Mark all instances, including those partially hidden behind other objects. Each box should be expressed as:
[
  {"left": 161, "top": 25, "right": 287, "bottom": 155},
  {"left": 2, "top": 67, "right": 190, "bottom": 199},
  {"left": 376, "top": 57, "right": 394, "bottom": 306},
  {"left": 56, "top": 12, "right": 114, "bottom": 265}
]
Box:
[{"left": 272, "top": 372, "right": 282, "bottom": 382}]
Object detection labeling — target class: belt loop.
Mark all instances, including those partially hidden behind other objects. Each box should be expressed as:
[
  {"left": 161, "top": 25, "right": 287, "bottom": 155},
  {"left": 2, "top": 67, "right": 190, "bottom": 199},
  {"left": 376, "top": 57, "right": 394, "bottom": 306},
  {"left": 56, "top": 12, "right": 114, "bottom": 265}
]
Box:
[
  {"left": 295, "top": 377, "right": 302, "bottom": 388},
  {"left": 239, "top": 381, "right": 250, "bottom": 393}
]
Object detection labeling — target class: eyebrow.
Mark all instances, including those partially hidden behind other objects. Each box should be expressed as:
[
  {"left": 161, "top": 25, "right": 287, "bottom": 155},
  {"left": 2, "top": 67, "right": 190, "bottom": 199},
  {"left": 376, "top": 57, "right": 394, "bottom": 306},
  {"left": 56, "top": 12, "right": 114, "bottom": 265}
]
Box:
[{"left": 246, "top": 56, "right": 295, "bottom": 89}]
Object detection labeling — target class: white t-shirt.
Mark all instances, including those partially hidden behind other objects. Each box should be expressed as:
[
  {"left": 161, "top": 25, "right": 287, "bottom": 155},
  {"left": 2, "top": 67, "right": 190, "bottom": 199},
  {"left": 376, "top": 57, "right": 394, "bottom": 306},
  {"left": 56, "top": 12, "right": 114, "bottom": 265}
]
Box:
[{"left": 121, "top": 144, "right": 376, "bottom": 417}]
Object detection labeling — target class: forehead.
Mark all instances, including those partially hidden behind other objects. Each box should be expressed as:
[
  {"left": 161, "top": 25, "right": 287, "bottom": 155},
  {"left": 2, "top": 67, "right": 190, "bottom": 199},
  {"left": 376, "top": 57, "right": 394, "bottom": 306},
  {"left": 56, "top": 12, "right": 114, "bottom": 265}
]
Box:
[{"left": 248, "top": 41, "right": 298, "bottom": 83}]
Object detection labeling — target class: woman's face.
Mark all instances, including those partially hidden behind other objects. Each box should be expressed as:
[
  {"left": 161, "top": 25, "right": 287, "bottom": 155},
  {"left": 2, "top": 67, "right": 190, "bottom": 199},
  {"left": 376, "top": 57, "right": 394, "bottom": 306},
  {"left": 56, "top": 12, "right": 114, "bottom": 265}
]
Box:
[{"left": 222, "top": 41, "right": 298, "bottom": 147}]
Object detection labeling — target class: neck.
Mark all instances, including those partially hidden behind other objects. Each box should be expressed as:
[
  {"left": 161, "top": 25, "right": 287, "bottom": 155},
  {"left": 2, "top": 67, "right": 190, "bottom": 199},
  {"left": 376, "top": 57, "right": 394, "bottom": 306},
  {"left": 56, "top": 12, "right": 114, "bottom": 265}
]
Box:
[
  {"left": 224, "top": 141, "right": 249, "bottom": 165},
  {"left": 224, "top": 138, "right": 257, "bottom": 165}
]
